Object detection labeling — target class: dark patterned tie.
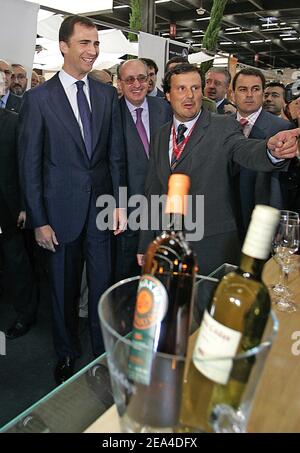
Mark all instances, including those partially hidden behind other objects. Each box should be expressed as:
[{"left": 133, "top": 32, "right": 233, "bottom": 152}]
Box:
[
  {"left": 171, "top": 123, "right": 187, "bottom": 168},
  {"left": 176, "top": 123, "right": 187, "bottom": 145},
  {"left": 76, "top": 80, "right": 92, "bottom": 159}
]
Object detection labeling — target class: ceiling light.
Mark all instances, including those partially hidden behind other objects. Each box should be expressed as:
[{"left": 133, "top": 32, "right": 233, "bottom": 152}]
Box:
[
  {"left": 155, "top": 0, "right": 171, "bottom": 3},
  {"left": 196, "top": 16, "right": 211, "bottom": 21},
  {"left": 192, "top": 30, "right": 203, "bottom": 33},
  {"left": 262, "top": 23, "right": 278, "bottom": 27},
  {"left": 225, "top": 27, "right": 240, "bottom": 31},
  {"left": 114, "top": 5, "right": 130, "bottom": 9},
  {"left": 220, "top": 42, "right": 235, "bottom": 45},
  {"left": 225, "top": 30, "right": 254, "bottom": 34},
  {"left": 282, "top": 37, "right": 298, "bottom": 41},
  {"left": 250, "top": 40, "right": 264, "bottom": 43}
]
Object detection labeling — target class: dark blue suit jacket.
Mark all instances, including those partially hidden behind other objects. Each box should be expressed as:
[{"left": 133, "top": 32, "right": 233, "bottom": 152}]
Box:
[
  {"left": 119, "top": 95, "right": 172, "bottom": 200},
  {"left": 238, "top": 109, "right": 293, "bottom": 233},
  {"left": 18, "top": 73, "right": 126, "bottom": 244}
]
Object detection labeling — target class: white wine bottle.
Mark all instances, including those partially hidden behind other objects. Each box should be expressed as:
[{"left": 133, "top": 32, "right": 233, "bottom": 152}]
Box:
[
  {"left": 124, "top": 174, "right": 198, "bottom": 432},
  {"left": 179, "top": 204, "right": 280, "bottom": 433}
]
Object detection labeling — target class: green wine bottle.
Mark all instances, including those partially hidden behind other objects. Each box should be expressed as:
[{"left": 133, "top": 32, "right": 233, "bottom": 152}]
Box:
[{"left": 179, "top": 204, "right": 280, "bottom": 433}]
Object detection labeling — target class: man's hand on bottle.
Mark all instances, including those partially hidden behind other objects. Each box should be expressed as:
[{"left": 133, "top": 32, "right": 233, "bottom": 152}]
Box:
[
  {"left": 267, "top": 128, "right": 300, "bottom": 159},
  {"left": 35, "top": 225, "right": 59, "bottom": 252}
]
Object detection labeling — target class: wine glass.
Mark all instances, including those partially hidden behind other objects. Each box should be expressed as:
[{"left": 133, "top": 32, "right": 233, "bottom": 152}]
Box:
[
  {"left": 271, "top": 217, "right": 300, "bottom": 312},
  {"left": 270, "top": 210, "right": 299, "bottom": 298}
]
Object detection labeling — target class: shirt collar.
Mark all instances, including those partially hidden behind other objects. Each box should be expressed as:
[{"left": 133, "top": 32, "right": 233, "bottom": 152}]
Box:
[
  {"left": 59, "top": 68, "right": 89, "bottom": 89},
  {"left": 0, "top": 90, "right": 10, "bottom": 105},
  {"left": 125, "top": 97, "right": 148, "bottom": 114},
  {"left": 148, "top": 87, "right": 157, "bottom": 97},
  {"left": 173, "top": 110, "right": 201, "bottom": 132},
  {"left": 236, "top": 107, "right": 262, "bottom": 126},
  {"left": 216, "top": 98, "right": 225, "bottom": 108}
]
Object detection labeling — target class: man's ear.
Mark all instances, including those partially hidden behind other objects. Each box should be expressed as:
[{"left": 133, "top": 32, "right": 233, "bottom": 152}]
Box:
[
  {"left": 166, "top": 92, "right": 170, "bottom": 103},
  {"left": 59, "top": 41, "right": 68, "bottom": 55}
]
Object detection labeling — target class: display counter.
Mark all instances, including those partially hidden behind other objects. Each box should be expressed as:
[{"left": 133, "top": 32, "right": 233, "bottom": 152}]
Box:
[{"left": 1, "top": 258, "right": 300, "bottom": 433}]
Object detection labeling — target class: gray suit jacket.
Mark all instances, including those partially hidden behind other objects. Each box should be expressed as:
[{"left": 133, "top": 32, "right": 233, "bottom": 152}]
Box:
[{"left": 138, "top": 110, "right": 288, "bottom": 269}]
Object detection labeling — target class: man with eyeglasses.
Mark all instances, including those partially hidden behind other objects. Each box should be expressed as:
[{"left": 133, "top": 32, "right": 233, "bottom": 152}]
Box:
[
  {"left": 0, "top": 60, "right": 23, "bottom": 113},
  {"left": 115, "top": 59, "right": 172, "bottom": 281},
  {"left": 10, "top": 64, "right": 28, "bottom": 96}
]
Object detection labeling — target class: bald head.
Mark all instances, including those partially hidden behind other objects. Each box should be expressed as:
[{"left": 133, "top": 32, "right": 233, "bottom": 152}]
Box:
[
  {"left": 89, "top": 69, "right": 113, "bottom": 85},
  {"left": 0, "top": 59, "right": 12, "bottom": 93}
]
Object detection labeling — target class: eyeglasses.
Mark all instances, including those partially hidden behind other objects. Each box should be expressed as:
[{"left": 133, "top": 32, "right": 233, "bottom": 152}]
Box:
[{"left": 121, "top": 75, "right": 148, "bottom": 85}]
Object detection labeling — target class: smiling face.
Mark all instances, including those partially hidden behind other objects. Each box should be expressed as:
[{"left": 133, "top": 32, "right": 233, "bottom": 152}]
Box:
[
  {"left": 60, "top": 22, "right": 99, "bottom": 79},
  {"left": 166, "top": 71, "right": 202, "bottom": 122},
  {"left": 233, "top": 74, "right": 264, "bottom": 116},
  {"left": 118, "top": 60, "right": 149, "bottom": 107}
]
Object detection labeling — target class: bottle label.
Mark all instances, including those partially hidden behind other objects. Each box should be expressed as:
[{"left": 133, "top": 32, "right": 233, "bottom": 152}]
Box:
[
  {"left": 193, "top": 311, "right": 241, "bottom": 385},
  {"left": 128, "top": 275, "right": 168, "bottom": 386}
]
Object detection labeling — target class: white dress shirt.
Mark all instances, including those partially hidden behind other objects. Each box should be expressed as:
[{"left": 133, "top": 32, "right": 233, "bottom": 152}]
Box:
[
  {"left": 125, "top": 97, "right": 150, "bottom": 142},
  {"left": 58, "top": 69, "right": 91, "bottom": 139},
  {"left": 168, "top": 111, "right": 201, "bottom": 163}
]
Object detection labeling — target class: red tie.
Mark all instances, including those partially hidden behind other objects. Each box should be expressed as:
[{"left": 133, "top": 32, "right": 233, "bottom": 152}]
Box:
[{"left": 239, "top": 118, "right": 249, "bottom": 127}]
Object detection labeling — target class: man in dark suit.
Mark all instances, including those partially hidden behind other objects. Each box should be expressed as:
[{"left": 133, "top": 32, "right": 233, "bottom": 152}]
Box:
[
  {"left": 0, "top": 60, "right": 22, "bottom": 113},
  {"left": 19, "top": 15, "right": 126, "bottom": 384},
  {"left": 204, "top": 67, "right": 235, "bottom": 114},
  {"left": 141, "top": 58, "right": 165, "bottom": 98},
  {"left": 137, "top": 64, "right": 299, "bottom": 276},
  {"left": 232, "top": 68, "right": 294, "bottom": 237},
  {"left": 0, "top": 91, "right": 36, "bottom": 338},
  {"left": 115, "top": 59, "right": 172, "bottom": 281}
]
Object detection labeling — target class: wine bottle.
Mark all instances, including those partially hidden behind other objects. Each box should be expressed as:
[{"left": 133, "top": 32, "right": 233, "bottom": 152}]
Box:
[
  {"left": 124, "top": 174, "right": 198, "bottom": 432},
  {"left": 179, "top": 204, "right": 280, "bottom": 433}
]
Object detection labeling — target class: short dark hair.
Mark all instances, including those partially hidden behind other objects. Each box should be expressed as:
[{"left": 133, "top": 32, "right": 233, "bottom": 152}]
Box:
[
  {"left": 163, "top": 63, "right": 201, "bottom": 94},
  {"left": 232, "top": 68, "right": 266, "bottom": 91},
  {"left": 59, "top": 15, "right": 96, "bottom": 43},
  {"left": 205, "top": 67, "right": 231, "bottom": 86},
  {"left": 265, "top": 82, "right": 287, "bottom": 102},
  {"left": 165, "top": 56, "right": 188, "bottom": 73},
  {"left": 141, "top": 58, "right": 158, "bottom": 74}
]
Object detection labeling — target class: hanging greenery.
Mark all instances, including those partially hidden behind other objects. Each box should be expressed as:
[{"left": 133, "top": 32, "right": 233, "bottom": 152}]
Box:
[
  {"left": 201, "top": 0, "right": 229, "bottom": 78},
  {"left": 128, "top": 0, "right": 142, "bottom": 43}
]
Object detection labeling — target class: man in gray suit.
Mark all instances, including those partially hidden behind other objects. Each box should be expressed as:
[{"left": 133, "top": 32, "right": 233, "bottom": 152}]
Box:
[
  {"left": 115, "top": 59, "right": 172, "bottom": 281},
  {"left": 232, "top": 68, "right": 293, "bottom": 237},
  {"left": 137, "top": 64, "right": 299, "bottom": 276}
]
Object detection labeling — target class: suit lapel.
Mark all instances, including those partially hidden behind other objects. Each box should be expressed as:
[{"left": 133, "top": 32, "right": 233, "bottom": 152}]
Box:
[
  {"left": 46, "top": 74, "right": 87, "bottom": 159},
  {"left": 89, "top": 77, "right": 105, "bottom": 155},
  {"left": 249, "top": 110, "right": 268, "bottom": 139},
  {"left": 158, "top": 122, "right": 172, "bottom": 181},
  {"left": 175, "top": 109, "right": 210, "bottom": 167}
]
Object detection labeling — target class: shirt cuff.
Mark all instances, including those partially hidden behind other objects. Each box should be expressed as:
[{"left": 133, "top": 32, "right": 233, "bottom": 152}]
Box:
[{"left": 267, "top": 149, "right": 284, "bottom": 163}]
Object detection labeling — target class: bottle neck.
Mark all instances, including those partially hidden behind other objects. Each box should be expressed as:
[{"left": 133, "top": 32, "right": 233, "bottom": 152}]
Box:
[
  {"left": 167, "top": 213, "right": 185, "bottom": 233},
  {"left": 239, "top": 253, "right": 265, "bottom": 280}
]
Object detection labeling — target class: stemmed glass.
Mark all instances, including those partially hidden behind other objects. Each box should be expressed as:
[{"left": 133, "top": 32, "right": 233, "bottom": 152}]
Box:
[
  {"left": 270, "top": 210, "right": 299, "bottom": 298},
  {"left": 271, "top": 214, "right": 300, "bottom": 312}
]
